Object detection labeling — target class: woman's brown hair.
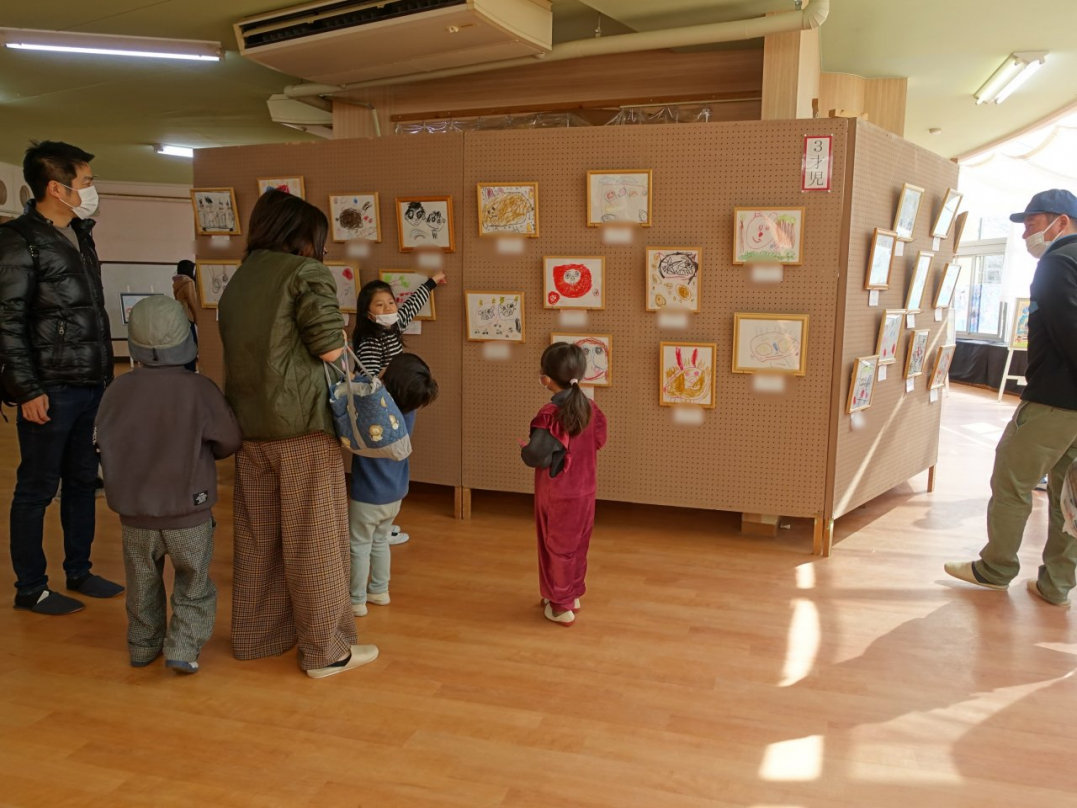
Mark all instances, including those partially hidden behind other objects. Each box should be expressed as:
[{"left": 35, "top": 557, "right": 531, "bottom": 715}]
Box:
[
  {"left": 541, "top": 342, "right": 592, "bottom": 437},
  {"left": 245, "top": 188, "right": 328, "bottom": 259}
]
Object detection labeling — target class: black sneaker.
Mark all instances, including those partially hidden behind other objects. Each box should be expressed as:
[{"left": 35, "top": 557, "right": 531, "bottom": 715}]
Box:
[
  {"left": 66, "top": 574, "right": 125, "bottom": 599},
  {"left": 14, "top": 589, "right": 85, "bottom": 615}
]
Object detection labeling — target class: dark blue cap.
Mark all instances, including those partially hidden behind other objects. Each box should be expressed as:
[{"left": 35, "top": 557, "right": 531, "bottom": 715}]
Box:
[{"left": 1009, "top": 189, "right": 1077, "bottom": 222}]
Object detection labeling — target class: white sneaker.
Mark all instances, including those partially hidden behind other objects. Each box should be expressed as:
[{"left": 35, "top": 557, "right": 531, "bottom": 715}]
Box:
[
  {"left": 543, "top": 602, "right": 575, "bottom": 626},
  {"left": 366, "top": 591, "right": 390, "bottom": 606},
  {"left": 352, "top": 602, "right": 368, "bottom": 617},
  {"left": 388, "top": 526, "right": 410, "bottom": 546},
  {"left": 943, "top": 561, "right": 1008, "bottom": 590},
  {"left": 306, "top": 644, "right": 379, "bottom": 679}
]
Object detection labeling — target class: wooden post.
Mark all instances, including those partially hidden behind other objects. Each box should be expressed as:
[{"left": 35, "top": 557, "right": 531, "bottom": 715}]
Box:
[
  {"left": 454, "top": 487, "right": 472, "bottom": 520},
  {"left": 760, "top": 11, "right": 820, "bottom": 120},
  {"left": 927, "top": 465, "right": 937, "bottom": 494},
  {"left": 813, "top": 515, "right": 834, "bottom": 557}
]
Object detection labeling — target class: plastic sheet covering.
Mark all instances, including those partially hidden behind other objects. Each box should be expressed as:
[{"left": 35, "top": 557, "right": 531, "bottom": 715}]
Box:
[
  {"left": 395, "top": 112, "right": 589, "bottom": 135},
  {"left": 605, "top": 104, "right": 714, "bottom": 126}
]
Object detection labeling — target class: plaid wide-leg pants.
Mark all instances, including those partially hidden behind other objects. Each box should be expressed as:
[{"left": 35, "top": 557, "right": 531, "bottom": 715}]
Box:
[
  {"left": 232, "top": 432, "right": 357, "bottom": 671},
  {"left": 122, "top": 520, "right": 216, "bottom": 665}
]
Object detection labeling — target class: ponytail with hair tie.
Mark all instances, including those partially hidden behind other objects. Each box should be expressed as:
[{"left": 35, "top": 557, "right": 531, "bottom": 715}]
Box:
[
  {"left": 570, "top": 378, "right": 579, "bottom": 386},
  {"left": 540, "top": 343, "right": 592, "bottom": 437}
]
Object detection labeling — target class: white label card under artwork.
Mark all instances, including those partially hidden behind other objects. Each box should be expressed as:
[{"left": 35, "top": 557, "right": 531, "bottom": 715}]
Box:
[
  {"left": 906, "top": 313, "right": 916, "bottom": 328},
  {"left": 932, "top": 237, "right": 941, "bottom": 251},
  {"left": 482, "top": 342, "right": 511, "bottom": 360},
  {"left": 934, "top": 308, "right": 943, "bottom": 322},
  {"left": 895, "top": 241, "right": 905, "bottom": 257},
  {"left": 496, "top": 236, "right": 526, "bottom": 255},
  {"left": 558, "top": 310, "right": 588, "bottom": 328},
  {"left": 416, "top": 250, "right": 444, "bottom": 269},
  {"left": 752, "top": 374, "right": 786, "bottom": 393},
  {"left": 657, "top": 311, "right": 689, "bottom": 330},
  {"left": 210, "top": 235, "right": 230, "bottom": 249},
  {"left": 672, "top": 406, "right": 705, "bottom": 426},
  {"left": 878, "top": 365, "right": 887, "bottom": 381},
  {"left": 402, "top": 320, "right": 421, "bottom": 335},
  {"left": 906, "top": 377, "right": 915, "bottom": 393},
  {"left": 868, "top": 290, "right": 880, "bottom": 307},
  {"left": 601, "top": 225, "right": 634, "bottom": 245},
  {"left": 929, "top": 387, "right": 939, "bottom": 403},
  {"left": 850, "top": 412, "right": 865, "bottom": 430},
  {"left": 750, "top": 264, "right": 784, "bottom": 284},
  {"left": 346, "top": 240, "right": 372, "bottom": 259}
]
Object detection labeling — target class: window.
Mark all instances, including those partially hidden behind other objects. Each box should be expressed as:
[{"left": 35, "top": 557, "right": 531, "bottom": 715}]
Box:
[{"left": 954, "top": 210, "right": 1008, "bottom": 340}]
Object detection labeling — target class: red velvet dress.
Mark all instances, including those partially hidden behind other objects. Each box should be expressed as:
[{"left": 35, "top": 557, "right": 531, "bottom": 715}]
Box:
[{"left": 530, "top": 402, "right": 607, "bottom": 611}]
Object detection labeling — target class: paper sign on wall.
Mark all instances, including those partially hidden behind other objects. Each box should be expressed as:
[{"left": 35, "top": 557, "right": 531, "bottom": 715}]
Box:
[
  {"left": 868, "top": 290, "right": 880, "bottom": 306},
  {"left": 802, "top": 135, "right": 833, "bottom": 192}
]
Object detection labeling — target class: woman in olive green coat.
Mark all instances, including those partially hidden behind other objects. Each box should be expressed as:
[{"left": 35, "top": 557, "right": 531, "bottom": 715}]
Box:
[{"left": 219, "top": 190, "right": 377, "bottom": 679}]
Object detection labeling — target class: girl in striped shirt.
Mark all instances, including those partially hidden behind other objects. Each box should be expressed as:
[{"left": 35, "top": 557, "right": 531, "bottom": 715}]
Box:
[{"left": 351, "top": 271, "right": 445, "bottom": 376}]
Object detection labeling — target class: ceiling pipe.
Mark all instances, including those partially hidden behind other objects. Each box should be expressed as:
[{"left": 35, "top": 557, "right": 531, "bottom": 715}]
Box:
[{"left": 283, "top": 0, "right": 829, "bottom": 100}]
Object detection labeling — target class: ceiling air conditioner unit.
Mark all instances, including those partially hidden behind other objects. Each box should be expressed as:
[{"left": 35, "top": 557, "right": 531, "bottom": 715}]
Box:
[
  {"left": 267, "top": 94, "right": 334, "bottom": 139},
  {"left": 235, "top": 0, "right": 553, "bottom": 86}
]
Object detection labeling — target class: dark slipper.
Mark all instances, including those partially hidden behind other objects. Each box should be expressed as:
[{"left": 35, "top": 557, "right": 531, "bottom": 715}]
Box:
[
  {"left": 14, "top": 589, "right": 85, "bottom": 615},
  {"left": 131, "top": 651, "right": 163, "bottom": 668},
  {"left": 66, "top": 574, "right": 125, "bottom": 599}
]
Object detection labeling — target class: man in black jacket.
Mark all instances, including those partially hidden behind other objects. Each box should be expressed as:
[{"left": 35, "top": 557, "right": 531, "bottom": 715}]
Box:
[
  {"left": 946, "top": 189, "right": 1077, "bottom": 607},
  {"left": 0, "top": 141, "right": 124, "bottom": 615}
]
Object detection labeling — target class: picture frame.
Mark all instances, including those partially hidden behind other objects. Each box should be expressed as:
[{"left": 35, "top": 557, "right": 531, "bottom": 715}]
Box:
[
  {"left": 543, "top": 256, "right": 605, "bottom": 310},
  {"left": 119, "top": 292, "right": 162, "bottom": 325},
  {"left": 645, "top": 247, "right": 701, "bottom": 312},
  {"left": 905, "top": 251, "right": 933, "bottom": 312},
  {"left": 379, "top": 270, "right": 437, "bottom": 321},
  {"left": 257, "top": 176, "right": 305, "bottom": 199},
  {"left": 952, "top": 210, "right": 970, "bottom": 253},
  {"left": 847, "top": 355, "right": 880, "bottom": 414},
  {"left": 396, "top": 196, "right": 455, "bottom": 252},
  {"left": 733, "top": 207, "right": 805, "bottom": 266},
  {"left": 190, "top": 187, "right": 241, "bottom": 236},
  {"left": 933, "top": 262, "right": 962, "bottom": 309},
  {"left": 875, "top": 309, "right": 906, "bottom": 365},
  {"left": 1010, "top": 297, "right": 1031, "bottom": 350},
  {"left": 329, "top": 193, "right": 381, "bottom": 242},
  {"left": 893, "top": 183, "right": 925, "bottom": 241},
  {"left": 464, "top": 291, "right": 524, "bottom": 342},
  {"left": 195, "top": 260, "right": 241, "bottom": 309},
  {"left": 586, "top": 170, "right": 652, "bottom": 227},
  {"left": 476, "top": 183, "right": 539, "bottom": 237},
  {"left": 904, "top": 329, "right": 930, "bottom": 379},
  {"left": 931, "top": 188, "right": 963, "bottom": 239},
  {"left": 731, "top": 313, "right": 809, "bottom": 376},
  {"left": 865, "top": 228, "right": 898, "bottom": 290},
  {"left": 659, "top": 342, "right": 717, "bottom": 408},
  {"left": 323, "top": 261, "right": 359, "bottom": 314},
  {"left": 550, "top": 333, "right": 612, "bottom": 387},
  {"left": 928, "top": 344, "right": 957, "bottom": 389}
]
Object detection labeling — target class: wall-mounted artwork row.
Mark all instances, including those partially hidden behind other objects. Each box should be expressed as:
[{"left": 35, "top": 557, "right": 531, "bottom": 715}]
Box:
[
  {"left": 190, "top": 187, "right": 240, "bottom": 236},
  {"left": 733, "top": 207, "right": 805, "bottom": 265},
  {"left": 847, "top": 355, "right": 880, "bottom": 413},
  {"left": 731, "top": 313, "right": 809, "bottom": 376},
  {"left": 258, "top": 176, "right": 305, "bottom": 199},
  {"left": 865, "top": 228, "right": 897, "bottom": 290},
  {"left": 586, "top": 170, "right": 652, "bottom": 227},
  {"left": 329, "top": 193, "right": 380, "bottom": 242},
  {"left": 477, "top": 183, "right": 539, "bottom": 237},
  {"left": 465, "top": 291, "right": 524, "bottom": 342},
  {"left": 196, "top": 260, "right": 240, "bottom": 309},
  {"left": 905, "top": 251, "right": 933, "bottom": 312},
  {"left": 893, "top": 183, "right": 925, "bottom": 241},
  {"left": 931, "top": 188, "right": 963, "bottom": 239},
  {"left": 646, "top": 248, "right": 701, "bottom": 312},
  {"left": 660, "top": 342, "right": 716, "bottom": 408},
  {"left": 397, "top": 196, "right": 455, "bottom": 252},
  {"left": 543, "top": 257, "right": 605, "bottom": 310}
]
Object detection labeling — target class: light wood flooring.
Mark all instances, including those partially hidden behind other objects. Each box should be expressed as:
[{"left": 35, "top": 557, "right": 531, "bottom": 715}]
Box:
[{"left": 0, "top": 383, "right": 1074, "bottom": 807}]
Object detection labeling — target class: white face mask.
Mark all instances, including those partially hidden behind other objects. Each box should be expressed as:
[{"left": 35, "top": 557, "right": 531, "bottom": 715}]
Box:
[
  {"left": 372, "top": 312, "right": 398, "bottom": 327},
  {"left": 60, "top": 184, "right": 99, "bottom": 219},
  {"left": 1024, "top": 216, "right": 1060, "bottom": 259}
]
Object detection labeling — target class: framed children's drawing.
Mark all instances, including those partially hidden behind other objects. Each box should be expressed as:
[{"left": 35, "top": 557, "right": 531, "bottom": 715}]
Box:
[
  {"left": 893, "top": 183, "right": 925, "bottom": 241},
  {"left": 952, "top": 210, "right": 970, "bottom": 253},
  {"left": 904, "top": 329, "right": 930, "bottom": 379},
  {"left": 733, "top": 207, "right": 805, "bottom": 265},
  {"left": 465, "top": 291, "right": 524, "bottom": 342},
  {"left": 190, "top": 187, "right": 240, "bottom": 236},
  {"left": 543, "top": 256, "right": 605, "bottom": 310},
  {"left": 905, "top": 251, "right": 933, "bottom": 312},
  {"left": 119, "top": 292, "right": 162, "bottom": 325},
  {"left": 731, "top": 313, "right": 809, "bottom": 376},
  {"left": 660, "top": 342, "right": 716, "bottom": 408},
  {"left": 323, "top": 261, "right": 359, "bottom": 314},
  {"left": 931, "top": 188, "right": 963, "bottom": 239},
  {"left": 929, "top": 344, "right": 956, "bottom": 389},
  {"left": 875, "top": 309, "right": 906, "bottom": 365},
  {"left": 396, "top": 196, "right": 455, "bottom": 252},
  {"left": 865, "top": 228, "right": 898, "bottom": 290},
  {"left": 933, "top": 262, "right": 962, "bottom": 308},
  {"left": 329, "top": 193, "right": 380, "bottom": 242},
  {"left": 645, "top": 247, "right": 701, "bottom": 312},
  {"left": 257, "top": 176, "right": 305, "bottom": 199},
  {"left": 847, "top": 355, "right": 880, "bottom": 413},
  {"left": 1010, "top": 297, "right": 1031, "bottom": 349},
  {"left": 586, "top": 170, "right": 652, "bottom": 227},
  {"left": 550, "top": 333, "right": 612, "bottom": 387},
  {"left": 477, "top": 183, "right": 539, "bottom": 237},
  {"left": 195, "top": 260, "right": 241, "bottom": 309},
  {"left": 379, "top": 270, "right": 436, "bottom": 320}
]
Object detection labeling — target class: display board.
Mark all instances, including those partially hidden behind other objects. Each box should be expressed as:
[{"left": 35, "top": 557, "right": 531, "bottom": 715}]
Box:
[{"left": 100, "top": 262, "right": 176, "bottom": 339}]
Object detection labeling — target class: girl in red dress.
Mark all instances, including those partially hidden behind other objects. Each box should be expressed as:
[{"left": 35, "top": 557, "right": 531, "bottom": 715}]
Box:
[{"left": 520, "top": 343, "right": 608, "bottom": 625}]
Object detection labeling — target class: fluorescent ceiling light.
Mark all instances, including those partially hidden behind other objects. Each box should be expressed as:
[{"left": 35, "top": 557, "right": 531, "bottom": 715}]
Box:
[
  {"left": 0, "top": 27, "right": 220, "bottom": 62},
  {"left": 975, "top": 51, "right": 1047, "bottom": 105},
  {"left": 156, "top": 145, "right": 195, "bottom": 158}
]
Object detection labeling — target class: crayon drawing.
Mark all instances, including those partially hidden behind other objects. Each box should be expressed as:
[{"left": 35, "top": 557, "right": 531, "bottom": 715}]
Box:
[
  {"left": 733, "top": 207, "right": 805, "bottom": 265},
  {"left": 934, "top": 262, "right": 962, "bottom": 309},
  {"left": 396, "top": 196, "right": 455, "bottom": 251},
  {"left": 465, "top": 291, "right": 524, "bottom": 342},
  {"left": 866, "top": 228, "right": 897, "bottom": 290},
  {"left": 904, "top": 329, "right": 930, "bottom": 379},
  {"left": 477, "top": 183, "right": 538, "bottom": 237},
  {"left": 543, "top": 256, "right": 605, "bottom": 310},
  {"left": 379, "top": 270, "right": 436, "bottom": 321},
  {"left": 931, "top": 188, "right": 963, "bottom": 239},
  {"left": 195, "top": 260, "right": 240, "bottom": 309},
  {"left": 875, "top": 309, "right": 906, "bottom": 365},
  {"left": 257, "top": 177, "right": 305, "bottom": 199},
  {"left": 190, "top": 188, "right": 240, "bottom": 236},
  {"left": 660, "top": 342, "right": 716, "bottom": 408},
  {"left": 1010, "top": 297, "right": 1031, "bottom": 349},
  {"left": 550, "top": 333, "right": 612, "bottom": 387},
  {"left": 324, "top": 262, "right": 359, "bottom": 314},
  {"left": 732, "top": 313, "right": 809, "bottom": 375},
  {"left": 905, "top": 251, "right": 933, "bottom": 312},
  {"left": 893, "top": 183, "right": 925, "bottom": 241},
  {"left": 847, "top": 355, "right": 880, "bottom": 413},
  {"left": 329, "top": 193, "right": 380, "bottom": 242},
  {"left": 586, "top": 170, "right": 652, "bottom": 227},
  {"left": 646, "top": 248, "right": 701, "bottom": 312},
  {"left": 929, "top": 344, "right": 956, "bottom": 389}
]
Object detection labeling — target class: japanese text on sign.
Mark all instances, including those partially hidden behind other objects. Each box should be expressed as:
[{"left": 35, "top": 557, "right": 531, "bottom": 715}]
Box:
[{"left": 802, "top": 135, "right": 833, "bottom": 192}]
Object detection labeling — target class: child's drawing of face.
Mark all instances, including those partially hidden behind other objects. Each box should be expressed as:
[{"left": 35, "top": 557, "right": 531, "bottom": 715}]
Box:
[
  {"left": 576, "top": 338, "right": 609, "bottom": 381},
  {"left": 747, "top": 215, "right": 774, "bottom": 249},
  {"left": 425, "top": 210, "right": 445, "bottom": 233},
  {"left": 477, "top": 302, "right": 496, "bottom": 323},
  {"left": 404, "top": 202, "right": 426, "bottom": 226},
  {"left": 498, "top": 298, "right": 518, "bottom": 318}
]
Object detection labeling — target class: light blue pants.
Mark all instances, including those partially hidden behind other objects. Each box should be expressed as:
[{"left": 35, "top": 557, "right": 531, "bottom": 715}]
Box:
[{"left": 349, "top": 499, "right": 401, "bottom": 605}]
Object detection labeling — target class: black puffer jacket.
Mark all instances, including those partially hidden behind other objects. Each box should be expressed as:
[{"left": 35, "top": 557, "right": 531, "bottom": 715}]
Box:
[{"left": 0, "top": 202, "right": 113, "bottom": 403}]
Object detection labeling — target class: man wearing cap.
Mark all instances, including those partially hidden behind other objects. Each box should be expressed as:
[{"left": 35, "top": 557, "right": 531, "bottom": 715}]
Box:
[{"left": 945, "top": 188, "right": 1077, "bottom": 607}]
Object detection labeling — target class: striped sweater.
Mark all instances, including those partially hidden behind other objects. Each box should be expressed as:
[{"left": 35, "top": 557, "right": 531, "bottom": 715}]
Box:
[{"left": 354, "top": 278, "right": 436, "bottom": 375}]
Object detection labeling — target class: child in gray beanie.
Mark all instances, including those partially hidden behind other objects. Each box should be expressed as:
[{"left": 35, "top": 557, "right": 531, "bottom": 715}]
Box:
[{"left": 95, "top": 296, "right": 241, "bottom": 673}]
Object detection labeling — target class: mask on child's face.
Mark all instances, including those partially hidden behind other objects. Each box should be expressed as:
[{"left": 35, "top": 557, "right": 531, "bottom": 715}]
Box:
[{"left": 372, "top": 313, "right": 398, "bottom": 327}]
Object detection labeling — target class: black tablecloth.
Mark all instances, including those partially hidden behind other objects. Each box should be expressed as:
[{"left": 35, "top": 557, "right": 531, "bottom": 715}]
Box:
[{"left": 951, "top": 339, "right": 1028, "bottom": 394}]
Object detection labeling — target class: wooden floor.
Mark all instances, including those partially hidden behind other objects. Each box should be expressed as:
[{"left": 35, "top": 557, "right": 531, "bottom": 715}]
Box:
[{"left": 1, "top": 383, "right": 1074, "bottom": 807}]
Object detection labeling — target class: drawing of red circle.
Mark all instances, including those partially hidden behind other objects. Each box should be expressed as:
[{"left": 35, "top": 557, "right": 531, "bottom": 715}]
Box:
[
  {"left": 547, "top": 291, "right": 560, "bottom": 305},
  {"left": 342, "top": 267, "right": 353, "bottom": 280},
  {"left": 553, "top": 263, "right": 592, "bottom": 298}
]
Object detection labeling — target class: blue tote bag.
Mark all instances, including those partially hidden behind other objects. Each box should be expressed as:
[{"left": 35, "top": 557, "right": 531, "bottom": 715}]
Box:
[{"left": 324, "top": 346, "right": 412, "bottom": 460}]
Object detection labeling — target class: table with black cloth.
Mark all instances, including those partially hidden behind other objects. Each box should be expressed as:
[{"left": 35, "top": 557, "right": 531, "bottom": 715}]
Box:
[{"left": 950, "top": 338, "right": 1028, "bottom": 395}]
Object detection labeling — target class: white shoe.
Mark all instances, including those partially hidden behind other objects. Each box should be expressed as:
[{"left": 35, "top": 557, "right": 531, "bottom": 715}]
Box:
[
  {"left": 543, "top": 602, "right": 575, "bottom": 626},
  {"left": 306, "top": 644, "right": 379, "bottom": 679},
  {"left": 1026, "top": 579, "right": 1071, "bottom": 608},
  {"left": 352, "top": 602, "right": 368, "bottom": 617},
  {"left": 542, "top": 597, "right": 581, "bottom": 610},
  {"left": 366, "top": 591, "right": 390, "bottom": 606},
  {"left": 943, "top": 561, "right": 1008, "bottom": 590},
  {"left": 388, "top": 526, "right": 410, "bottom": 546}
]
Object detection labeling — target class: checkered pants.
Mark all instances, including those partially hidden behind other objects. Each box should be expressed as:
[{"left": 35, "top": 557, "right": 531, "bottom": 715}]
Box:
[
  {"left": 122, "top": 520, "right": 216, "bottom": 665},
  {"left": 232, "top": 432, "right": 357, "bottom": 671}
]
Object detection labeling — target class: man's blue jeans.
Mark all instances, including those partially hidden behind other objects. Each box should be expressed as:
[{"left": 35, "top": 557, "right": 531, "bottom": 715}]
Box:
[{"left": 9, "top": 384, "right": 104, "bottom": 596}]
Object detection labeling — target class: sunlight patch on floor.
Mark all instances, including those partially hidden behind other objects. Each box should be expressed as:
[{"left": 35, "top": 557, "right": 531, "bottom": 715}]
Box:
[
  {"left": 778, "top": 599, "right": 819, "bottom": 687},
  {"left": 758, "top": 735, "right": 823, "bottom": 781}
]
